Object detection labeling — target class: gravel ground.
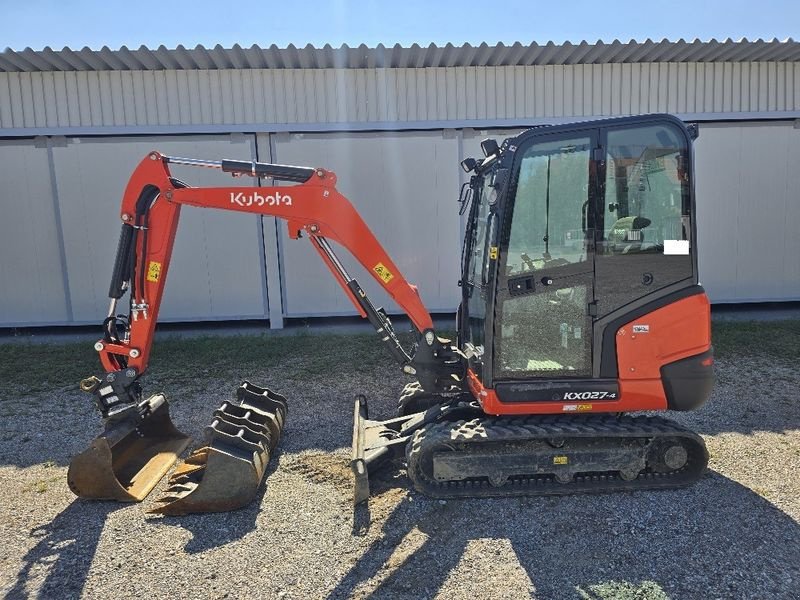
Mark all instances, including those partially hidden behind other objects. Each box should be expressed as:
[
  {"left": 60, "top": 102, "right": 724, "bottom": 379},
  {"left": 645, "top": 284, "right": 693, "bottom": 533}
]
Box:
[{"left": 0, "top": 327, "right": 798, "bottom": 599}]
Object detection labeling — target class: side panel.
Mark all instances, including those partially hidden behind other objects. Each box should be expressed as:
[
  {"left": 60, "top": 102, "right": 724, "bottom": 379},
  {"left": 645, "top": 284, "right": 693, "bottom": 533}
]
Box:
[
  {"left": 476, "top": 293, "right": 712, "bottom": 415},
  {"left": 615, "top": 293, "right": 711, "bottom": 380}
]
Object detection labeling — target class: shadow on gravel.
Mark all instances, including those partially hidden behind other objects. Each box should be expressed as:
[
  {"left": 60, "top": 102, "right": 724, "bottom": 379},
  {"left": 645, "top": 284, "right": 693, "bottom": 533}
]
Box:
[
  {"left": 153, "top": 503, "right": 260, "bottom": 554},
  {"left": 5, "top": 500, "right": 120, "bottom": 600},
  {"left": 329, "top": 472, "right": 800, "bottom": 599},
  {"left": 146, "top": 456, "right": 283, "bottom": 553},
  {"left": 670, "top": 358, "right": 800, "bottom": 437}
]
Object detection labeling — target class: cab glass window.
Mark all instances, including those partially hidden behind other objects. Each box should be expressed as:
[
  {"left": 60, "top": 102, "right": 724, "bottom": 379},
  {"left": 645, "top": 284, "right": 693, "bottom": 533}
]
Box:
[{"left": 595, "top": 122, "right": 693, "bottom": 316}]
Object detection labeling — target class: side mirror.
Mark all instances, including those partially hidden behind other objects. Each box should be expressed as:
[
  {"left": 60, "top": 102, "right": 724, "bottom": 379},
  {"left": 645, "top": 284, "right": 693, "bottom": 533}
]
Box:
[{"left": 460, "top": 157, "right": 478, "bottom": 173}]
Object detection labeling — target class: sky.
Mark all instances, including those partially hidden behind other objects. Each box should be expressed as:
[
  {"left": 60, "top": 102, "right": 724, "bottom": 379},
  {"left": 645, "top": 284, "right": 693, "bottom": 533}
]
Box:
[{"left": 0, "top": 0, "right": 797, "bottom": 51}]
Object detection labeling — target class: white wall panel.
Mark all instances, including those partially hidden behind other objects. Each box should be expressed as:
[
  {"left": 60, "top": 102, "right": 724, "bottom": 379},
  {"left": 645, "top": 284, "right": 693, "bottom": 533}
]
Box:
[
  {"left": 694, "top": 126, "right": 741, "bottom": 301},
  {"left": 0, "top": 139, "right": 69, "bottom": 324},
  {"left": 272, "top": 131, "right": 462, "bottom": 317},
  {"left": 694, "top": 121, "right": 800, "bottom": 302},
  {"left": 51, "top": 135, "right": 268, "bottom": 323},
  {"left": 783, "top": 126, "right": 800, "bottom": 299}
]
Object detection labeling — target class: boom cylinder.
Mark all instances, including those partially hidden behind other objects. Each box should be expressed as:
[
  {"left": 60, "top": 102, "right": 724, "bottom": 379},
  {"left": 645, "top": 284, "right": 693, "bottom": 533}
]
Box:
[{"left": 161, "top": 154, "right": 316, "bottom": 182}]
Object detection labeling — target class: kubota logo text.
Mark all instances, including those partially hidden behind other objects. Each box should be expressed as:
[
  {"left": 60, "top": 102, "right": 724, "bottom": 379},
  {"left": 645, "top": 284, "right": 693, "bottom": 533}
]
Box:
[{"left": 230, "top": 191, "right": 293, "bottom": 207}]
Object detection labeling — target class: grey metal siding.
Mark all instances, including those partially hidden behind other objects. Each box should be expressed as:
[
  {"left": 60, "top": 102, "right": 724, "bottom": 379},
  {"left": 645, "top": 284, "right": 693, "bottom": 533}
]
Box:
[
  {"left": 5, "top": 40, "right": 800, "bottom": 74},
  {"left": 694, "top": 121, "right": 800, "bottom": 302},
  {"left": 1, "top": 62, "right": 798, "bottom": 133},
  {"left": 270, "top": 130, "right": 462, "bottom": 317}
]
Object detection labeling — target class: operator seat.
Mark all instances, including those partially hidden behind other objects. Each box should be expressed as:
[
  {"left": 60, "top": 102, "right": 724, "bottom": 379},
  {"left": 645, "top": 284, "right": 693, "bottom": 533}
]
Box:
[{"left": 608, "top": 216, "right": 651, "bottom": 254}]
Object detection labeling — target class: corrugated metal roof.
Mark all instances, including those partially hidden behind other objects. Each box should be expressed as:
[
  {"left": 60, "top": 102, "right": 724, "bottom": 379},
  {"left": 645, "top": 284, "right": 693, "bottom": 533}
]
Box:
[{"left": 1, "top": 38, "right": 798, "bottom": 72}]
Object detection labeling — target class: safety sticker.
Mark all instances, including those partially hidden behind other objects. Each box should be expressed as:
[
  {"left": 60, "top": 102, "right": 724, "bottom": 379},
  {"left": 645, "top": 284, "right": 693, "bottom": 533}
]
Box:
[
  {"left": 489, "top": 246, "right": 499, "bottom": 260},
  {"left": 632, "top": 324, "right": 650, "bottom": 333},
  {"left": 562, "top": 403, "right": 593, "bottom": 412},
  {"left": 373, "top": 262, "right": 394, "bottom": 283},
  {"left": 664, "top": 239, "right": 690, "bottom": 255},
  {"left": 578, "top": 404, "right": 592, "bottom": 411},
  {"left": 553, "top": 456, "right": 569, "bottom": 465},
  {"left": 146, "top": 261, "right": 162, "bottom": 283}
]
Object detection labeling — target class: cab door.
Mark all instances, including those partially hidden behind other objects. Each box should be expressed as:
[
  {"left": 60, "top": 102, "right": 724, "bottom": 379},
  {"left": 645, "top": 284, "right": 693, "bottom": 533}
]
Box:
[
  {"left": 594, "top": 119, "right": 695, "bottom": 319},
  {"left": 492, "top": 131, "right": 597, "bottom": 380}
]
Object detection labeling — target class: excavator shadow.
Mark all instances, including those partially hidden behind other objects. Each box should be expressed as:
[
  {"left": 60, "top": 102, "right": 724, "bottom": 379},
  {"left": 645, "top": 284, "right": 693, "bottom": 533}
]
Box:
[
  {"left": 350, "top": 468, "right": 412, "bottom": 537},
  {"left": 3, "top": 453, "right": 281, "bottom": 599},
  {"left": 670, "top": 355, "right": 800, "bottom": 437},
  {"left": 330, "top": 470, "right": 800, "bottom": 599},
  {"left": 145, "top": 449, "right": 284, "bottom": 554},
  {"left": 4, "top": 500, "right": 122, "bottom": 600}
]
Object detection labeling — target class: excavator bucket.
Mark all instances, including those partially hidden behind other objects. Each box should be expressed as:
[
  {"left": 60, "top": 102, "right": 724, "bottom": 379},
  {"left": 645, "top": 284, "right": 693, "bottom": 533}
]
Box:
[
  {"left": 150, "top": 381, "right": 287, "bottom": 515},
  {"left": 68, "top": 394, "right": 190, "bottom": 502}
]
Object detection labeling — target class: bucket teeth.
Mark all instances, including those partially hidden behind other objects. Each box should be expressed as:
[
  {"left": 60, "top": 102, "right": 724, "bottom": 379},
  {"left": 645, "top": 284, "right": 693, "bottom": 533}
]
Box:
[
  {"left": 171, "top": 462, "right": 206, "bottom": 477},
  {"left": 150, "top": 381, "right": 287, "bottom": 515},
  {"left": 183, "top": 448, "right": 210, "bottom": 465}
]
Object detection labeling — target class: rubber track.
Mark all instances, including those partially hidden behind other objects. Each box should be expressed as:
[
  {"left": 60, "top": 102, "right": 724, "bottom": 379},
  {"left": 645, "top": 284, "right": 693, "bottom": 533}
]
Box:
[{"left": 405, "top": 414, "right": 708, "bottom": 498}]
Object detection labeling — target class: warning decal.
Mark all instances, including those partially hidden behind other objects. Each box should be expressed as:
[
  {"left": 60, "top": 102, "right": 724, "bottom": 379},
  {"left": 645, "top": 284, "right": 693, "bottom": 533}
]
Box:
[
  {"left": 146, "top": 261, "right": 162, "bottom": 283},
  {"left": 373, "top": 262, "right": 394, "bottom": 283}
]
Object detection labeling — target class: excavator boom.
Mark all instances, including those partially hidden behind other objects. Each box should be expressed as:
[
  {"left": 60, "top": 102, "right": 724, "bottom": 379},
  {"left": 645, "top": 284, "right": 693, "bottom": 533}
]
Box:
[{"left": 98, "top": 152, "right": 436, "bottom": 377}]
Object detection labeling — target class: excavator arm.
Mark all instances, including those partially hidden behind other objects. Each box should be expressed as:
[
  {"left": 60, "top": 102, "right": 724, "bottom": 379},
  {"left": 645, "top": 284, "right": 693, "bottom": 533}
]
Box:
[
  {"left": 98, "top": 152, "right": 450, "bottom": 374},
  {"left": 88, "top": 151, "right": 461, "bottom": 417},
  {"left": 70, "top": 151, "right": 462, "bottom": 513}
]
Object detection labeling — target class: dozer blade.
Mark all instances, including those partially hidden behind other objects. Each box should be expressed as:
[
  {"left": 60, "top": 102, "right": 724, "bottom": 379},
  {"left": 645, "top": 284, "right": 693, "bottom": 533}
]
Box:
[
  {"left": 151, "top": 381, "right": 287, "bottom": 515},
  {"left": 68, "top": 394, "right": 190, "bottom": 502},
  {"left": 352, "top": 395, "right": 370, "bottom": 505},
  {"left": 350, "top": 395, "right": 468, "bottom": 505}
]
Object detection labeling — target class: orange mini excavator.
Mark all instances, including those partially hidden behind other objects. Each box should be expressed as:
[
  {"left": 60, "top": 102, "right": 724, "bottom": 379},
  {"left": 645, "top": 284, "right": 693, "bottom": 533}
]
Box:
[{"left": 69, "top": 114, "right": 714, "bottom": 514}]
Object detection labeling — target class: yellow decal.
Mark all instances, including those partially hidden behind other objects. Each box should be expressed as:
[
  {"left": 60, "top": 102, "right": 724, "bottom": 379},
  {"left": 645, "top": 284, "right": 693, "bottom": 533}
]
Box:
[
  {"left": 373, "top": 262, "right": 394, "bottom": 284},
  {"left": 489, "top": 246, "right": 499, "bottom": 260},
  {"left": 553, "top": 456, "right": 569, "bottom": 465},
  {"left": 578, "top": 404, "right": 593, "bottom": 412},
  {"left": 146, "top": 261, "right": 162, "bottom": 283}
]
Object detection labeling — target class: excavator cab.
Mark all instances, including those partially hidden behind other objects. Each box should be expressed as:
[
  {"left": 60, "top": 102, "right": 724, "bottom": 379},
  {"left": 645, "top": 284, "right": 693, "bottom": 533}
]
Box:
[
  {"left": 355, "top": 115, "right": 711, "bottom": 502},
  {"left": 459, "top": 114, "right": 711, "bottom": 416}
]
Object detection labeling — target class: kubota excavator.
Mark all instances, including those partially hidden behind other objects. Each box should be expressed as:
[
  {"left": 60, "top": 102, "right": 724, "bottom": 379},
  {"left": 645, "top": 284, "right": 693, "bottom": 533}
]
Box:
[{"left": 69, "top": 113, "right": 714, "bottom": 515}]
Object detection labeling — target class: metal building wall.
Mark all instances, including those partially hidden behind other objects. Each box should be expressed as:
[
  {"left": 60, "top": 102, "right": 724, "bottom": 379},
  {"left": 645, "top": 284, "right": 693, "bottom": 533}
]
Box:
[
  {"left": 694, "top": 121, "right": 800, "bottom": 302},
  {"left": 0, "top": 135, "right": 270, "bottom": 326},
  {"left": 1, "top": 62, "right": 798, "bottom": 134},
  {"left": 0, "top": 138, "right": 70, "bottom": 324},
  {"left": 269, "top": 130, "right": 462, "bottom": 316},
  {"left": 2, "top": 52, "right": 800, "bottom": 327}
]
